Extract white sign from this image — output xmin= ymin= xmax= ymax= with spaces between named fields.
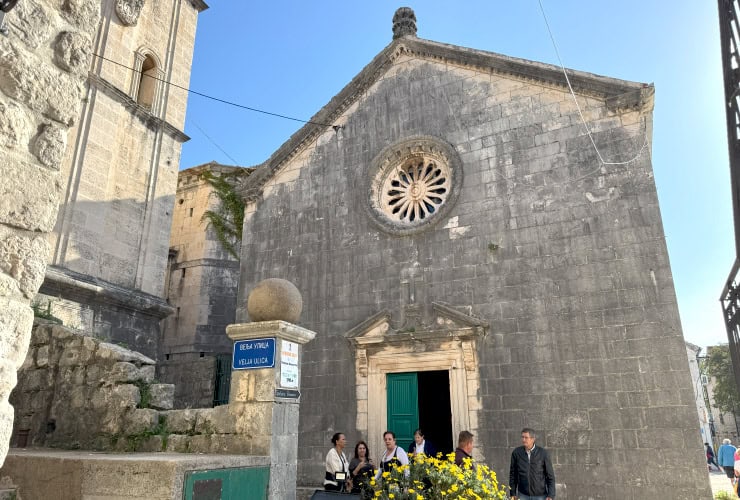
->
xmin=281 ymin=341 xmax=298 ymax=365
xmin=281 ymin=363 xmax=299 ymax=388
xmin=280 ymin=340 xmax=299 ymax=388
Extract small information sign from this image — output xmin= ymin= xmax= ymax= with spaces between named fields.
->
xmin=232 ymin=338 xmax=276 ymax=370
xmin=275 ymin=388 xmax=301 ymax=399
xmin=280 ymin=340 xmax=299 ymax=388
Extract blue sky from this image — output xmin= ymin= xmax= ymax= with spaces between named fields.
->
xmin=180 ymin=1 xmax=730 ymax=350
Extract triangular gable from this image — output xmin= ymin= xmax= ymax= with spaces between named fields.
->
xmin=242 ymin=35 xmax=653 ymax=202
xmin=345 ymin=301 xmax=488 ymax=347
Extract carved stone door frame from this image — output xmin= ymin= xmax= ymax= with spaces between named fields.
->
xmin=344 ymin=302 xmax=488 ymax=461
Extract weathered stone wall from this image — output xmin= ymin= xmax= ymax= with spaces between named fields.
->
xmin=0 ymin=0 xmax=101 ymax=466
xmin=48 ymin=0 xmax=205 ymax=297
xmin=11 ymin=322 xmax=174 ymax=450
xmin=11 ymin=322 xmax=264 ymax=455
xmin=157 ymin=355 xmax=217 ymax=409
xmin=159 ymin=163 xmax=244 ymax=407
xmin=41 ymin=0 xmax=207 ymax=355
xmin=237 ymin=47 xmax=711 ymax=497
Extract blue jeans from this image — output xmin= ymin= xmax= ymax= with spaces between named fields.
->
xmin=517 ymin=495 xmax=547 ymax=500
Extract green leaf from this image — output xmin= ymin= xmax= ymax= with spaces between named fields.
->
xmin=199 ymin=168 xmax=249 ymax=259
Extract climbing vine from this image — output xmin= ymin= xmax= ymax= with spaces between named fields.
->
xmin=200 ymin=168 xmax=249 ymax=259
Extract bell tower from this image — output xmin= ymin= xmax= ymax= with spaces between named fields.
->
xmin=39 ymin=0 xmax=208 ymax=357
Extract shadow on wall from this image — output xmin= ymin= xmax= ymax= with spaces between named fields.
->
xmin=33 ymin=195 xmax=241 ymax=376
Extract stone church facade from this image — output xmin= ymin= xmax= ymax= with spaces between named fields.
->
xmin=36 ymin=0 xmax=207 ymax=358
xmin=237 ymin=9 xmax=711 ymax=498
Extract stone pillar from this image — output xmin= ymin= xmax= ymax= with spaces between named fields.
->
xmin=226 ymin=320 xmax=315 ymax=500
xmin=0 ymin=0 xmax=100 ymax=466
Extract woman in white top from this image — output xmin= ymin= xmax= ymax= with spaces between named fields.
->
xmin=324 ymin=432 xmax=350 ymax=491
xmin=376 ymin=430 xmax=410 ymax=480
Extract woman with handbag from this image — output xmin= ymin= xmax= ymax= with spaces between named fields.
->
xmin=324 ymin=432 xmax=351 ymax=492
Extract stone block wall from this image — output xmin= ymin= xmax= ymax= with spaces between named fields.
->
xmin=12 ymin=323 xmax=267 ymax=455
xmin=159 ymin=164 xmax=245 ymax=407
xmin=0 ymin=0 xmax=101 ymax=466
xmin=157 ymin=355 xmax=217 ymax=409
xmin=11 ymin=322 xmax=174 ymax=450
xmin=48 ymin=0 xmax=206 ymax=299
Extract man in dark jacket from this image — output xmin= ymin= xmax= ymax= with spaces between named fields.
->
xmin=509 ymin=428 xmax=555 ymax=500
xmin=454 ymin=430 xmax=475 ymax=468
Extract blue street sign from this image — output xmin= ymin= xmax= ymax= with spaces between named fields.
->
xmin=232 ymin=338 xmax=276 ymax=370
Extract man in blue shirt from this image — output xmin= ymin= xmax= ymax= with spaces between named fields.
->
xmin=718 ymin=438 xmax=737 ymax=480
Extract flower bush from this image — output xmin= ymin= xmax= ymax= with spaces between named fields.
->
xmin=367 ymin=452 xmax=508 ymax=499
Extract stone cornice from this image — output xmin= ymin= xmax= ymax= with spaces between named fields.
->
xmin=188 ymin=0 xmax=209 ymax=12
xmin=88 ymin=73 xmax=190 ymax=143
xmin=344 ymin=310 xmax=391 ymax=339
xmin=41 ymin=265 xmax=175 ymax=319
xmin=172 ymin=258 xmax=239 ymax=270
xmin=432 ymin=301 xmax=489 ymax=328
xmin=241 ymin=36 xmax=653 ymax=203
xmin=226 ymin=321 xmax=316 ymax=345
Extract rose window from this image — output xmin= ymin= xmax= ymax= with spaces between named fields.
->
xmin=381 ymin=159 xmax=450 ymax=223
xmin=366 ymin=136 xmax=462 ymax=236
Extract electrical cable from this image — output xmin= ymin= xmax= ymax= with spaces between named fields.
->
xmin=191 ymin=121 xmax=240 ymax=165
xmin=537 ymin=0 xmax=648 ymax=166
xmin=91 ymin=52 xmax=340 ymax=128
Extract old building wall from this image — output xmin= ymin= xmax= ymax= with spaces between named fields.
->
xmin=159 ymin=163 xmax=244 ymax=407
xmin=0 ymin=0 xmax=101 ymax=466
xmin=38 ymin=0 xmax=207 ymax=357
xmin=685 ymin=342 xmax=714 ymax=447
xmin=237 ymin=49 xmax=710 ymax=497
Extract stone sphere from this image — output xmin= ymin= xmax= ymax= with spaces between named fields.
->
xmin=247 ymin=278 xmax=303 ymax=323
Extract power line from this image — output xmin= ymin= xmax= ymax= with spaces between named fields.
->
xmin=91 ymin=53 xmax=340 ymax=128
xmin=536 ymin=0 xmax=649 ymax=167
xmin=191 ymin=121 xmax=240 ymax=165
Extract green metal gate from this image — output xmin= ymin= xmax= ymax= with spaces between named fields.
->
xmin=386 ymin=372 xmax=419 ymax=451
xmin=213 ymin=354 xmax=232 ymax=407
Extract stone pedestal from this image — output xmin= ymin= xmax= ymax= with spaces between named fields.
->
xmin=226 ymin=320 xmax=315 ymax=500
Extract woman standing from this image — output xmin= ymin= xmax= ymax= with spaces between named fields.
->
xmin=324 ymin=432 xmax=350 ymax=492
xmin=408 ymin=428 xmax=436 ymax=457
xmin=349 ymin=440 xmax=375 ymax=495
xmin=376 ymin=431 xmax=409 ymax=480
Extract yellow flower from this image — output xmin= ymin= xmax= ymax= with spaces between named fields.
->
xmin=382 ymin=471 xmax=390 ymax=478
xmin=389 ymin=495 xmax=394 ymax=499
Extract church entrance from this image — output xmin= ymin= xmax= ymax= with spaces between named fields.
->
xmin=386 ymin=370 xmax=453 ymax=454
xmin=345 ymin=302 xmax=487 ymax=462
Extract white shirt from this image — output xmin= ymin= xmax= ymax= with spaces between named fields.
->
xmin=375 ymin=446 xmax=410 ymax=480
xmin=324 ymin=447 xmax=349 ymax=486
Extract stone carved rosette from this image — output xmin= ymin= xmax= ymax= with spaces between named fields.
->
xmin=115 ymin=0 xmax=144 ymax=26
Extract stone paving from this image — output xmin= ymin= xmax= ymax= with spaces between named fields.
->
xmin=710 ymin=469 xmax=736 ymax=498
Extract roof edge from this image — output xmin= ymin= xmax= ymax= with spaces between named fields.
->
xmin=241 ymin=36 xmax=653 ymax=202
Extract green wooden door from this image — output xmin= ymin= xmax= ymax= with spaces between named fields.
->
xmin=386 ymin=372 xmax=419 ymax=451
